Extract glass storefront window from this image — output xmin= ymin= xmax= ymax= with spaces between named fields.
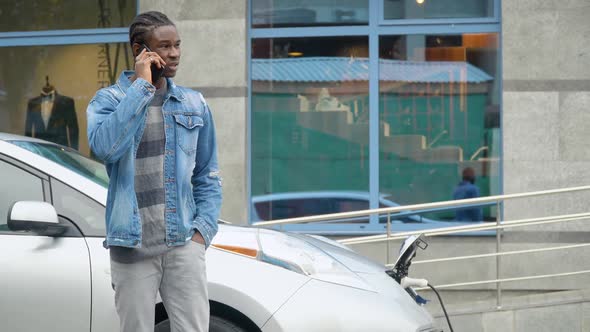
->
xmin=1 ymin=0 xmax=136 ymax=32
xmin=379 ymin=33 xmax=500 ymax=221
xmin=251 ymin=36 xmax=370 ymax=221
xmin=384 ymin=0 xmax=494 ymax=20
xmin=252 ymin=0 xmax=368 ymax=28
xmin=0 ymin=42 xmax=133 ymax=157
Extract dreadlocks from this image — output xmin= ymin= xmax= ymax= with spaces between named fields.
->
xmin=128 ymin=11 xmax=175 ymax=47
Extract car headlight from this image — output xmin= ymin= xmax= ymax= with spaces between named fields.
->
xmin=211 ymin=227 xmax=373 ymax=290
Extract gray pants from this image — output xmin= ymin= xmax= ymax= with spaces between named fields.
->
xmin=110 ymin=240 xmax=209 ymax=332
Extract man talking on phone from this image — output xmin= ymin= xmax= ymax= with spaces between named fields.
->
xmin=87 ymin=11 xmax=221 ymax=332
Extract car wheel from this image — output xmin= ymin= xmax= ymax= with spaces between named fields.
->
xmin=153 ymin=316 xmax=247 ymax=332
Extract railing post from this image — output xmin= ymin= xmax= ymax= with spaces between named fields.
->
xmin=496 ymin=201 xmax=502 ymax=308
xmin=386 ymin=212 xmax=391 ymax=266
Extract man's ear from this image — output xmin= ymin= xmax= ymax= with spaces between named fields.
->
xmin=131 ymin=43 xmax=142 ymax=57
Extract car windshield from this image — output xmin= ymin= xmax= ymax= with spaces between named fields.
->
xmin=9 ymin=141 xmax=109 ymax=188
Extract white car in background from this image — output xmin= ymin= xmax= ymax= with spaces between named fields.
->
xmin=251 ymin=191 xmax=436 ymax=223
xmin=252 ymin=191 xmax=487 ymax=235
xmin=0 ymin=133 xmax=439 ymax=332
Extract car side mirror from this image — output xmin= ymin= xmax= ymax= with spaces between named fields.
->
xmin=8 ymin=201 xmax=67 ymax=237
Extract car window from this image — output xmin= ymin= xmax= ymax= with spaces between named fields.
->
xmin=9 ymin=141 xmax=108 ymax=188
xmin=51 ymin=178 xmax=105 ymax=237
xmin=269 ymin=199 xmax=301 ymax=219
xmin=301 ymin=198 xmax=336 ymax=216
xmin=334 ymin=199 xmax=370 ymax=212
xmin=256 ymin=198 xmax=339 ymax=221
xmin=253 ymin=201 xmax=270 ymax=221
xmin=255 ymin=199 xmax=309 ymax=220
xmin=0 ymin=159 xmax=45 ymax=233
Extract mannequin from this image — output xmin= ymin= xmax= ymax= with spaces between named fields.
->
xmin=24 ymin=76 xmax=79 ymax=149
xmin=40 ymin=88 xmax=55 ymax=130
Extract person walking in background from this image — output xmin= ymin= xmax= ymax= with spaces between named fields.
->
xmin=87 ymin=11 xmax=221 ymax=332
xmin=453 ymin=167 xmax=483 ymax=222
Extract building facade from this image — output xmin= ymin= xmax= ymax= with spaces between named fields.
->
xmin=1 ymin=0 xmax=589 ymax=236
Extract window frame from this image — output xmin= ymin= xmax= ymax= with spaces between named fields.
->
xmin=49 ymin=178 xmax=106 ymax=238
xmin=248 ymin=0 xmax=503 ymax=233
xmin=378 ymin=0 xmax=500 ymax=25
xmin=0 ymin=4 xmax=139 ymax=167
xmin=0 ymin=28 xmax=129 ymax=47
xmin=250 ymin=0 xmax=370 ymax=29
xmin=0 ymin=0 xmax=139 ymax=47
xmin=0 ymin=153 xmax=87 ymax=237
xmin=0 ymin=154 xmax=49 ymax=235
xmin=0 ymin=0 xmax=139 ymax=44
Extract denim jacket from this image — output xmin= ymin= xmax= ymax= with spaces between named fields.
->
xmin=87 ymin=71 xmax=221 ymax=248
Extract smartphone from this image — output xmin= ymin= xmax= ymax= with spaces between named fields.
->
xmin=139 ymin=44 xmax=165 ymax=83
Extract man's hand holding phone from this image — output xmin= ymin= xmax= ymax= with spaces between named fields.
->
xmin=135 ymin=46 xmax=166 ymax=85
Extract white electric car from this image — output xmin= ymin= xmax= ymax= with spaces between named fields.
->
xmin=0 ymin=133 xmax=439 ymax=332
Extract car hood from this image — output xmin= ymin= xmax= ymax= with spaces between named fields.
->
xmin=219 ymin=224 xmax=387 ymax=274
xmin=292 ymin=233 xmax=389 ymax=274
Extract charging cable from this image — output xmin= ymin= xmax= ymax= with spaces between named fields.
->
xmin=428 ymin=283 xmax=453 ymax=332
xmin=401 ymin=278 xmax=454 ymax=332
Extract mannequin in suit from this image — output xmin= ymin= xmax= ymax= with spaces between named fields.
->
xmin=24 ymin=77 xmax=79 ymax=149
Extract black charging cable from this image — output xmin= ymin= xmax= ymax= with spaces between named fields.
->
xmin=428 ymin=284 xmax=453 ymax=332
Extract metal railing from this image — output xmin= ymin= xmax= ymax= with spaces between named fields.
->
xmin=253 ymin=185 xmax=590 ymax=308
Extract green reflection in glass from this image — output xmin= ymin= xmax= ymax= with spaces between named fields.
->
xmin=378 ymin=33 xmax=500 ymax=221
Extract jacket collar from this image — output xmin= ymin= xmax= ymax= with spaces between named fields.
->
xmin=117 ymin=70 xmax=185 ymax=101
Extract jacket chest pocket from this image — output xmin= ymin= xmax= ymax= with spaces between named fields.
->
xmin=173 ymin=114 xmax=204 ymax=154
